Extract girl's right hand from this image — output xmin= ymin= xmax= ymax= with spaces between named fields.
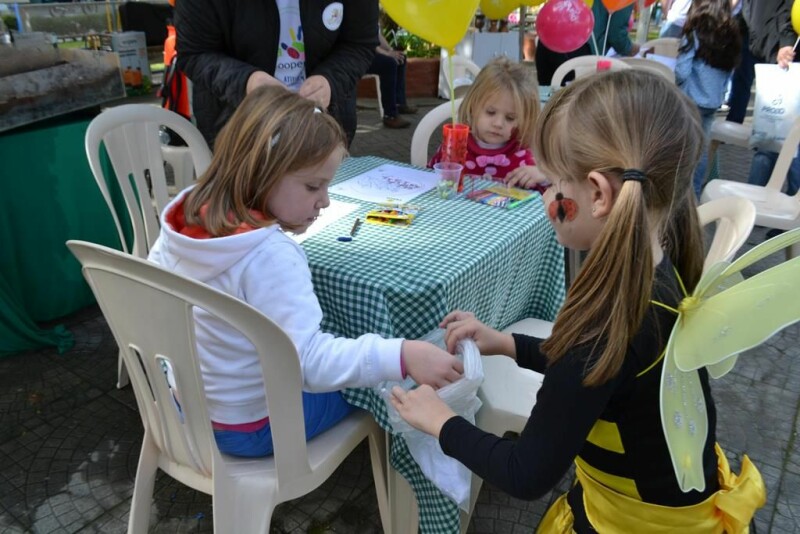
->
xmin=401 ymin=340 xmax=464 ymax=389
xmin=439 ymin=311 xmax=515 ymax=357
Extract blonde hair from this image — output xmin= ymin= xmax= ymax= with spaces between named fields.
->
xmin=535 ymin=70 xmax=705 ymax=386
xmin=184 ymin=85 xmax=347 ymax=235
xmin=457 ymin=57 xmax=540 ymax=148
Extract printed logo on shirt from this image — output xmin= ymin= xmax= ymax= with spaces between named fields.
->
xmin=322 ymin=2 xmax=343 ymax=31
xmin=278 ymin=26 xmax=305 ymax=60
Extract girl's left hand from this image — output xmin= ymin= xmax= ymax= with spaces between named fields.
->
xmin=505 ymin=165 xmax=548 ymax=189
xmin=299 ymin=75 xmax=332 ymax=109
xmin=390 ymin=384 xmax=456 ymax=437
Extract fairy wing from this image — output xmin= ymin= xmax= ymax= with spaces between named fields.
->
xmin=661 ymin=228 xmax=800 ymax=493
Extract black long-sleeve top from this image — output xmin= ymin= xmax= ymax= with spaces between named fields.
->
xmin=439 ymin=258 xmax=719 ymax=510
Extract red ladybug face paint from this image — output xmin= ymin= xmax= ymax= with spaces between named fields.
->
xmin=547 ymin=192 xmax=578 ymax=223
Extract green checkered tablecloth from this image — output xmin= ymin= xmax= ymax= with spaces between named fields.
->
xmin=301 ymin=156 xmax=565 ymax=533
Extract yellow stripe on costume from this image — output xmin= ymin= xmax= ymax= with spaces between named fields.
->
xmin=575 ymin=456 xmax=642 ymax=500
xmin=585 ymin=419 xmax=625 ymax=454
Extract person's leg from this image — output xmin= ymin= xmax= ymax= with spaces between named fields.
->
xmin=747 ymin=150 xmax=778 ymax=187
xmin=366 ymin=53 xmax=399 ymax=119
xmin=395 ymin=59 xmax=417 ymax=114
xmin=213 ymin=391 xmax=354 ymax=458
xmin=693 ymin=107 xmax=717 ymax=198
xmin=726 ymin=17 xmax=755 ymax=124
xmin=786 ymin=151 xmax=800 ymax=196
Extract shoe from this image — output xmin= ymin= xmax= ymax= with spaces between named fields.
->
xmin=383 ymin=116 xmax=410 ymax=129
xmin=719 ymin=103 xmax=730 ymax=113
xmin=397 ymin=104 xmax=418 ymax=115
xmin=765 ymin=228 xmax=785 ymax=239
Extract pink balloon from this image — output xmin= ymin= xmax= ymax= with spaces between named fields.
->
xmin=536 ymin=0 xmax=595 ymax=54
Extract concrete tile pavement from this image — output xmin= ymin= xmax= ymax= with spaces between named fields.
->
xmin=0 ymin=97 xmax=798 ymax=533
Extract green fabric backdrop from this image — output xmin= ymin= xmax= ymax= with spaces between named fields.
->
xmin=0 ymin=111 xmax=130 ymax=356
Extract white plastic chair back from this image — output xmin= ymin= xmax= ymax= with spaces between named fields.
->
xmin=66 ymin=240 xmax=389 ymax=533
xmin=701 ymin=116 xmax=800 ymax=250
xmin=697 ymin=196 xmax=756 ymax=271
xmin=642 ymin=38 xmax=681 ymax=58
xmin=441 ymin=54 xmax=481 ymax=99
xmin=550 ymin=55 xmax=631 ymax=93
xmin=85 ymin=104 xmax=212 ymax=259
xmin=621 ymin=57 xmax=675 ymax=82
xmin=361 ymin=74 xmax=384 ymax=118
xmin=410 ymin=98 xmax=463 ymax=167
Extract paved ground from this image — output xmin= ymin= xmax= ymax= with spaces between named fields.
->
xmin=1 ymin=95 xmax=798 ymax=534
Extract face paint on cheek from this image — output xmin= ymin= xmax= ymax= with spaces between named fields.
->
xmin=547 ymin=192 xmax=579 ymax=223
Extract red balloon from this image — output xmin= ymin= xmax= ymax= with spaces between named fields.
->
xmin=536 ymin=0 xmax=595 ymax=54
xmin=602 ymin=0 xmax=636 ymax=11
xmin=644 ymin=0 xmax=657 ymax=7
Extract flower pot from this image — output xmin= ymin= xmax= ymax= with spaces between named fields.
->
xmin=405 ymin=57 xmax=441 ymax=98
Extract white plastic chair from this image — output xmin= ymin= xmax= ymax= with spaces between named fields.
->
xmin=85 ymin=103 xmax=212 ymax=259
xmin=701 ymin=116 xmax=800 ymax=259
xmin=697 ymin=196 xmax=757 ymax=271
xmin=440 ymin=54 xmax=481 ymax=99
xmin=705 ymin=119 xmax=752 ymax=183
xmin=550 ymin=55 xmax=631 ymax=93
xmin=66 ymin=240 xmax=390 ymax=534
xmin=361 ymin=74 xmax=384 ymax=118
xmin=642 ymin=37 xmax=681 ymax=58
xmin=86 ymin=104 xmax=212 ymax=388
xmin=621 ymin=57 xmax=675 ymax=82
xmin=410 ymin=97 xmax=463 ymax=167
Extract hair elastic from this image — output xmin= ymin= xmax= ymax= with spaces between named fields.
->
xmin=622 ymin=169 xmax=647 ymax=183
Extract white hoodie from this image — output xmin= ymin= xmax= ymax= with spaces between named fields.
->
xmin=148 ymin=189 xmax=403 ymax=424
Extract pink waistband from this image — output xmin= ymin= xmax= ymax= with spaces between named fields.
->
xmin=211 ymin=416 xmax=270 ymax=433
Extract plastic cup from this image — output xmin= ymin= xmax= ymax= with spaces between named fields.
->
xmin=433 ymin=162 xmax=463 ymax=200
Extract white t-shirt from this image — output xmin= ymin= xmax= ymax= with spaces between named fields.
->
xmin=275 ymin=0 xmax=306 ymax=91
xmin=665 ymin=0 xmax=692 ymax=26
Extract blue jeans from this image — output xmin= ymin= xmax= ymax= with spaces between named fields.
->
xmin=366 ymin=53 xmax=408 ymax=118
xmin=693 ymin=106 xmax=718 ymax=198
xmin=659 ymin=22 xmax=683 ymax=38
xmin=213 ymin=391 xmax=355 ymax=457
xmin=748 ymin=149 xmax=800 ymax=196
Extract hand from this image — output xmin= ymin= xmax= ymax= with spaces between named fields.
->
xmin=777 ymin=46 xmax=796 ymax=69
xmin=505 ymin=165 xmax=549 ymax=189
xmin=298 ymin=75 xmax=332 ymax=109
xmin=439 ymin=310 xmax=515 ymax=356
xmin=246 ymin=70 xmax=284 ymax=94
xmin=628 ymin=43 xmax=641 ymax=57
xmin=401 ymin=340 xmax=464 ymax=389
xmin=390 ymin=384 xmax=456 ymax=437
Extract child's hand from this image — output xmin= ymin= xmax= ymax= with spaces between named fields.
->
xmin=401 ymin=340 xmax=464 ymax=389
xmin=505 ymin=165 xmax=548 ymax=190
xmin=390 ymin=384 xmax=456 ymax=437
xmin=440 ymin=311 xmax=515 ymax=357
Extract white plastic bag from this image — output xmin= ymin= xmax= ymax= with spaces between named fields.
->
xmin=377 ymin=328 xmax=484 ymax=511
xmin=750 ymin=64 xmax=800 ymax=153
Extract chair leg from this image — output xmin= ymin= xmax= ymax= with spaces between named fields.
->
xmin=213 ymin=476 xmax=277 ymax=533
xmin=128 ymin=436 xmax=159 ymax=534
xmin=368 ymin=429 xmax=391 ymax=534
xmin=117 ymin=349 xmax=130 ymax=389
xmin=374 ymin=76 xmax=384 ymax=119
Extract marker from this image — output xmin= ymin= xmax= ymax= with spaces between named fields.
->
xmin=337 ymin=218 xmax=361 ymax=242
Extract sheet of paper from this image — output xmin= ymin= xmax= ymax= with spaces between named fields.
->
xmin=328 ymin=163 xmax=439 ymax=204
xmin=289 ymin=198 xmax=359 ymax=244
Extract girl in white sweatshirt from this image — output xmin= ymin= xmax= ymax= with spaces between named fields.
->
xmin=149 ymin=85 xmax=463 ymax=457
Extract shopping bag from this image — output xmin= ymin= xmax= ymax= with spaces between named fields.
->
xmin=750 ymin=63 xmax=800 ymax=152
xmin=377 ymin=328 xmax=483 ymax=511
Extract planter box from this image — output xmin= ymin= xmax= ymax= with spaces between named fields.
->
xmin=357 ymin=57 xmax=441 ymax=100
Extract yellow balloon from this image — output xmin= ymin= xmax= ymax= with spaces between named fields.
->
xmin=527 ymin=0 xmax=548 ymax=6
xmin=584 ymin=0 xmax=594 ymax=8
xmin=382 ymin=0 xmax=479 ymax=50
xmin=793 ymin=0 xmax=800 ymax=36
xmin=480 ymin=0 xmax=519 ymax=19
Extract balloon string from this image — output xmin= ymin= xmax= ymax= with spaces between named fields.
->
xmin=602 ymin=11 xmax=612 ymax=56
xmin=449 ymin=51 xmax=456 ymax=125
xmin=591 ymin=33 xmax=599 ymax=56
xmin=794 ymin=36 xmax=799 ymax=53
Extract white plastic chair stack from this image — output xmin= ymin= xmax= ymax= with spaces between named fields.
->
xmin=67 ymin=240 xmax=390 ymax=534
xmin=441 ymin=54 xmax=481 ymax=99
xmin=702 ymin=116 xmax=800 ymax=259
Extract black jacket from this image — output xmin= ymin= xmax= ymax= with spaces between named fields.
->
xmin=175 ymin=0 xmax=378 ymax=147
xmin=742 ymin=0 xmax=797 ymax=61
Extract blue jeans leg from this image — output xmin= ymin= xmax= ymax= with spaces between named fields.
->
xmin=367 ymin=53 xmax=399 ymax=118
xmin=693 ymin=106 xmax=717 ymax=198
xmin=213 ymin=391 xmax=355 ymax=458
xmin=749 ymin=149 xmax=800 ymax=195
